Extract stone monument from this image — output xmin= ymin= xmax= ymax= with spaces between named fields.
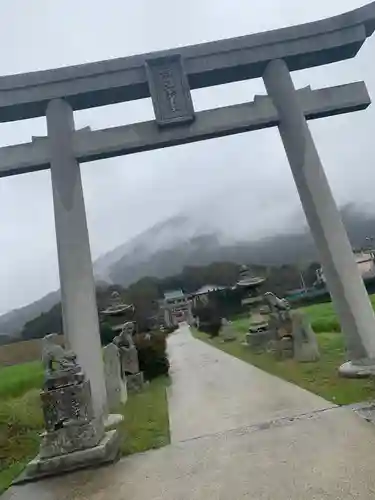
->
xmin=244 ymin=293 xmax=276 ymax=352
xmin=103 ymin=342 xmax=127 ymax=411
xmin=264 ymin=292 xmax=293 ymax=341
xmin=100 ymin=292 xmax=135 ymax=335
xmin=245 ymin=319 xmax=274 ymax=353
xmin=292 ymin=311 xmax=320 ymax=362
xmin=113 ymin=322 xmax=144 ymax=393
xmin=220 ymin=318 xmax=237 ymax=342
xmin=15 ymin=334 xmax=120 ymax=483
xmin=236 ymin=265 xmax=266 ymax=309
xmin=244 ymin=293 xmax=320 ymax=362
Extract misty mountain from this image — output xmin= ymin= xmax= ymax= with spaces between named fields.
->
xmin=0 ymin=290 xmax=60 ymax=338
xmin=94 ymin=215 xmax=216 ymax=283
xmin=0 ymin=280 xmax=109 ymax=338
xmin=1 ymin=204 xmax=375 ymax=337
xmin=94 ymin=203 xmax=375 ymax=286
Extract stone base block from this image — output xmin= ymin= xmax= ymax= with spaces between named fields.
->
xmin=127 ymin=372 xmax=144 ymax=393
xmin=348 ymin=400 xmax=375 ymax=424
xmin=339 ymin=359 xmax=375 ymax=378
xmin=269 ymin=338 xmax=294 ymax=360
xmin=39 ymin=418 xmax=104 ymax=459
xmin=105 ymin=413 xmax=124 ymax=430
xmin=13 ymin=429 xmax=120 ymax=485
xmin=245 ymin=331 xmax=273 ymax=352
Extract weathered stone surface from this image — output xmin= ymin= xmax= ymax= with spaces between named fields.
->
xmin=41 ymin=378 xmax=93 ymax=431
xmin=15 ymin=429 xmax=120 ymax=484
xmin=103 ymin=343 xmax=127 ymax=411
xmin=127 ymin=373 xmax=144 ymax=393
xmin=269 ymin=338 xmax=294 ymax=360
xmin=245 ymin=331 xmax=273 ymax=352
xmin=113 ymin=323 xmax=140 ymax=377
xmin=146 ymin=55 xmax=195 ymax=127
xmin=1 ymin=83 xmax=370 ymax=179
xmin=38 ymin=335 xmax=108 ymax=461
xmin=2 ymin=2 xmax=374 ymax=123
xmin=12 ymin=337 xmax=123 ymax=484
xmin=264 ymin=293 xmax=293 ymax=340
xmin=339 ymin=359 xmax=375 ymax=378
xmin=42 ymin=333 xmax=78 ymax=378
xmin=105 ymin=413 xmax=124 ymax=430
xmin=292 ymin=311 xmax=320 ymax=362
xmin=113 ymin=321 xmax=135 ymax=348
xmin=220 ymin=319 xmax=237 ymax=342
xmin=40 ymin=419 xmax=103 ymax=459
xmin=46 ymin=100 xmax=108 ymax=421
xmin=119 ymin=346 xmax=139 ymax=376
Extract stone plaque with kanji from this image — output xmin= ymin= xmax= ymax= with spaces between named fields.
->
xmin=146 ymin=55 xmax=195 ymax=127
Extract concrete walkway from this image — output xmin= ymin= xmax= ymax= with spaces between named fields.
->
xmin=4 ymin=326 xmax=375 ymax=499
xmin=167 ymin=326 xmax=330 ymax=442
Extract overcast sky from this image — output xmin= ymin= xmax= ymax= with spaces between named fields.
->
xmin=0 ymin=0 xmax=374 ymax=314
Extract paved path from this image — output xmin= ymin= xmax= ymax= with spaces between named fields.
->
xmin=167 ymin=326 xmax=330 ymax=442
xmin=4 ymin=325 xmax=375 ymax=499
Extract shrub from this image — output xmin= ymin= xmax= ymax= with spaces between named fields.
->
xmin=134 ymin=332 xmax=169 ymax=381
xmin=163 ymin=325 xmax=178 ymax=335
xmin=194 ymin=304 xmax=222 ymax=338
xmin=311 ymin=317 xmax=341 ymax=333
xmin=302 ymin=302 xmax=341 ymax=333
xmin=100 ymin=322 xmax=116 ymax=346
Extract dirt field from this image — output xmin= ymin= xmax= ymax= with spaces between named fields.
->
xmin=0 ymin=336 xmax=64 ymax=367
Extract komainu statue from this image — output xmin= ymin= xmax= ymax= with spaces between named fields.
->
xmin=42 ymin=333 xmax=78 ymax=376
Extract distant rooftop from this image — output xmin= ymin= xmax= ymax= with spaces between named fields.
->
xmin=164 ymin=289 xmax=185 ymax=301
xmin=236 ymin=276 xmax=266 ymax=288
xmin=101 ymin=303 xmax=134 ymax=316
xmin=193 ymin=285 xmax=226 ymax=296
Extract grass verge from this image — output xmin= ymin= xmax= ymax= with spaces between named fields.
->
xmin=0 ymin=362 xmax=44 ymax=400
xmin=0 ymin=371 xmax=170 ymax=495
xmin=300 ymin=294 xmax=375 ymax=333
xmin=192 ymin=327 xmax=375 ymax=406
xmin=120 ymin=376 xmax=170 ymax=455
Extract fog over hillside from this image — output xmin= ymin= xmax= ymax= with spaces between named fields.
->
xmin=1 ymin=203 xmax=375 ymax=336
xmin=1 ymin=0 xmax=375 ymax=316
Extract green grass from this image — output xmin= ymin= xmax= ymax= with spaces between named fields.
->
xmin=193 ymin=326 xmax=375 ymax=406
xmin=301 ymin=302 xmax=341 ymax=333
xmin=0 ymin=366 xmax=170 ymax=495
xmin=301 ymin=294 xmax=375 ymax=333
xmin=0 ymin=362 xmax=44 ymax=400
xmin=0 ymin=389 xmax=43 ymax=494
xmin=120 ymin=376 xmax=170 ymax=455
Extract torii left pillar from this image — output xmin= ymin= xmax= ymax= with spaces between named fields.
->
xmin=46 ymin=99 xmax=108 ymax=420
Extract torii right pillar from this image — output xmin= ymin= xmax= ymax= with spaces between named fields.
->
xmin=263 ymin=59 xmax=375 ymax=376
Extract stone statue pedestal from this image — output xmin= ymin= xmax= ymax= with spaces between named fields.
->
xmin=244 ymin=321 xmax=273 ymax=352
xmin=14 ymin=340 xmax=121 ymax=484
xmin=339 ymin=359 xmax=375 ymax=378
xmin=15 ymin=429 xmax=120 ymax=484
xmin=113 ymin=325 xmax=145 ymax=394
xmin=220 ymin=319 xmax=237 ymax=342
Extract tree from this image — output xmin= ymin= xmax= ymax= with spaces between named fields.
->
xmin=22 ymin=303 xmax=62 ymax=340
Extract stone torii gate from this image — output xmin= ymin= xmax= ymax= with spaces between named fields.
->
xmin=1 ymin=3 xmax=375 ymax=421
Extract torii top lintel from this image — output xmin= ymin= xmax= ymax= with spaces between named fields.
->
xmin=0 ymin=2 xmax=375 ymax=123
